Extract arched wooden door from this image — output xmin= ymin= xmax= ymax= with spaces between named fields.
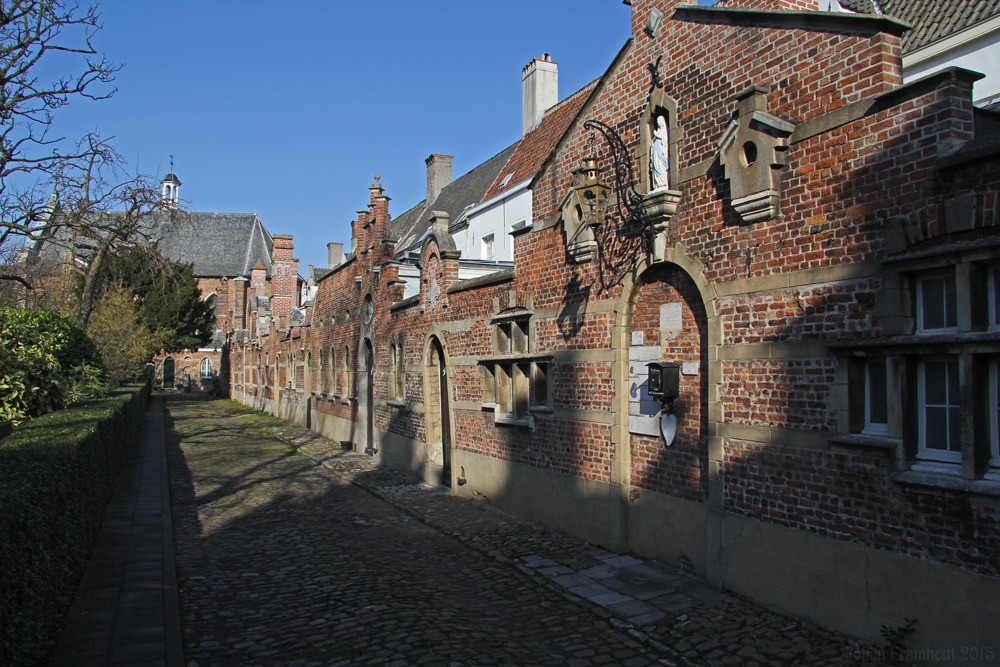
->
xmin=358 ymin=340 xmax=375 ymax=455
xmin=428 ymin=337 xmax=451 ymax=486
xmin=163 ymin=357 xmax=174 ymax=388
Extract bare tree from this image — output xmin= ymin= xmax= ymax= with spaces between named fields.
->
xmin=0 ymin=1 xmax=170 ymax=315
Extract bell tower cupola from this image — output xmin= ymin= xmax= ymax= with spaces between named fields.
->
xmin=161 ymin=157 xmax=181 ymax=208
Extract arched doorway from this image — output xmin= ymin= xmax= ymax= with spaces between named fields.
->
xmin=358 ymin=340 xmax=375 ymax=455
xmin=304 ymin=350 xmax=313 ymax=429
xmin=426 ymin=337 xmax=451 ymax=486
xmin=162 ymin=357 xmax=174 ymax=389
xmin=621 ymin=259 xmax=712 ymax=571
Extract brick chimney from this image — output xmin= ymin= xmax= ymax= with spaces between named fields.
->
xmin=327 ymin=242 xmax=344 ymax=268
xmin=522 ymin=53 xmax=558 ymax=135
xmin=425 ymin=154 xmax=452 ymax=203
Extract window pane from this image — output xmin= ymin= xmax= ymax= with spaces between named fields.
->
xmin=867 ymin=361 xmax=887 ymax=425
xmin=946 ymin=360 xmax=960 ymax=403
xmin=948 ymin=407 xmax=962 ymax=452
xmin=924 ymin=406 xmax=949 ymax=450
xmin=924 ymin=361 xmax=948 ymax=405
xmin=532 ymin=363 xmax=548 ymax=406
xmin=944 ymin=274 xmax=957 ymax=328
xmin=513 ymin=363 xmax=529 ymax=417
xmin=921 ymin=277 xmax=946 ymax=330
xmin=994 ymin=270 xmax=1000 ymax=327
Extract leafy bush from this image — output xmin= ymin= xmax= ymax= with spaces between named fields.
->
xmin=0 ymin=382 xmax=149 ymax=667
xmin=86 ymin=285 xmax=170 ymax=386
xmin=0 ymin=308 xmax=106 ymax=423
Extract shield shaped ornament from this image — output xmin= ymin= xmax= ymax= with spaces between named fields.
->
xmin=660 ymin=412 xmax=677 ymax=447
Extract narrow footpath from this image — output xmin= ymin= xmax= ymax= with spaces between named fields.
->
xmin=50 ymin=395 xmax=895 ymax=666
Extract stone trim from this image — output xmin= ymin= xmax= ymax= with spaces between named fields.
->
xmin=717 ymin=342 xmax=833 ymax=360
xmin=790 ymin=67 xmax=983 ymax=147
xmin=390 ymin=294 xmax=419 ymax=312
xmin=714 ymin=421 xmax=831 ymax=450
xmin=714 ymin=261 xmax=879 ymax=297
xmin=446 ymin=268 xmax=516 ymax=294
xmin=671 ymin=6 xmax=910 ymax=38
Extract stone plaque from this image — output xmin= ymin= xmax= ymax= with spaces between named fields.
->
xmin=660 ymin=302 xmax=682 ymax=331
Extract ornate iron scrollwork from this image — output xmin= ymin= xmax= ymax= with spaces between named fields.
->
xmin=582 ymin=119 xmax=644 ymax=226
xmin=580 ymin=119 xmax=652 ymax=291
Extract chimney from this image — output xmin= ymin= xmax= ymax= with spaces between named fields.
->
xmin=522 ymin=53 xmax=558 ymax=135
xmin=327 ymin=242 xmax=344 ymax=268
xmin=425 ymin=154 xmax=453 ymax=203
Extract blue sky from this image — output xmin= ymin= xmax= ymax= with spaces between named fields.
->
xmin=50 ymin=1 xmax=711 ymax=272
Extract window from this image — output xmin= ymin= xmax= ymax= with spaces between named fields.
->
xmin=200 ymin=357 xmax=213 ymax=378
xmin=480 ymin=310 xmax=551 ymax=425
xmin=329 ymin=346 xmax=336 ymax=394
xmin=864 ymin=359 xmax=888 ymax=436
xmin=989 ymin=267 xmax=1000 ymax=330
xmin=342 ymin=346 xmax=351 ymax=396
xmin=394 ymin=338 xmax=405 ymax=400
xmin=990 ymin=359 xmax=1000 ymax=480
xmin=482 ymin=234 xmax=495 ymax=261
xmin=389 ymin=343 xmax=399 ymax=400
xmin=918 ymin=358 xmax=961 ymax=465
xmin=916 ymin=272 xmax=957 ymax=333
xmin=834 ymin=254 xmax=1000 ymax=486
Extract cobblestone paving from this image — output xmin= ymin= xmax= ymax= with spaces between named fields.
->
xmin=164 ymin=397 xmax=662 ymax=666
xmin=166 ymin=396 xmax=897 ymax=666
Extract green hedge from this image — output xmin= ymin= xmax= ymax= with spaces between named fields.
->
xmin=0 ymin=382 xmax=150 ymax=667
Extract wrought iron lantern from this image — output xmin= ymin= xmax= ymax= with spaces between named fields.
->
xmin=573 ymin=158 xmax=610 ymax=228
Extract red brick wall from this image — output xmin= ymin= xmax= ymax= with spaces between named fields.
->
xmin=229 ymin=0 xmax=1000 ymax=582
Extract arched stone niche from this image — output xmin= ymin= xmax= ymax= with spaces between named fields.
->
xmin=637 ymin=88 xmax=681 ymax=195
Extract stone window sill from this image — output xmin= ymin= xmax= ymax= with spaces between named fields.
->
xmin=893 ymin=469 xmax=1000 ymax=499
xmin=387 ymin=400 xmax=410 ymax=411
xmin=829 ymin=433 xmax=897 ymax=453
xmin=494 ymin=413 xmax=534 ymax=429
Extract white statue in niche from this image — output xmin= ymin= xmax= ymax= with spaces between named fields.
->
xmin=650 ymin=114 xmax=670 ymax=191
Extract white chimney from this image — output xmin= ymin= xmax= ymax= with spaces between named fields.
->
xmin=522 ymin=53 xmax=558 ymax=135
xmin=425 ymin=153 xmax=453 ymax=203
xmin=327 ymin=242 xmax=343 ymax=268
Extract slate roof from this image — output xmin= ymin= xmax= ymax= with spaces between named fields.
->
xmin=157 ymin=212 xmax=273 ymax=278
xmin=481 ymin=80 xmax=598 ymax=202
xmin=839 ymin=0 xmax=1000 ymax=52
xmin=391 ymin=143 xmax=518 ymax=255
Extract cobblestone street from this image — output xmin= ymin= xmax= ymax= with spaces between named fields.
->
xmin=164 ymin=396 xmax=890 ymax=666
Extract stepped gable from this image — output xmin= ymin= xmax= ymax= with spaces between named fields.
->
xmin=840 ymin=0 xmax=1000 ymax=51
xmin=391 ymin=143 xmax=517 ymax=256
xmin=482 ymin=80 xmax=598 ymax=202
xmin=158 ymin=212 xmax=273 ymax=278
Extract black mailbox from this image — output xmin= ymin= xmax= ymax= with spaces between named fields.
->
xmin=647 ymin=361 xmax=680 ymax=409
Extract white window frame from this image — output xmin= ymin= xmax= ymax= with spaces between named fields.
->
xmin=989 ymin=359 xmax=1000 ymax=480
xmin=915 ymin=271 xmax=958 ymax=334
xmin=863 ymin=358 xmax=889 ymax=436
xmin=916 ymin=357 xmax=962 ymax=466
xmin=200 ymin=357 xmax=213 ymax=379
xmin=482 ymin=233 xmax=495 ymax=261
xmin=989 ymin=267 xmax=1000 ymax=331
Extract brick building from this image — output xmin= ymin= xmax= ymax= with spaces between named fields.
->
xmin=230 ymin=0 xmax=1000 ymax=655
xmin=150 ymin=174 xmax=302 ymax=392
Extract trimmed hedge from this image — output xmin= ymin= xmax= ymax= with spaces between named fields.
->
xmin=0 ymin=382 xmax=150 ymax=667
